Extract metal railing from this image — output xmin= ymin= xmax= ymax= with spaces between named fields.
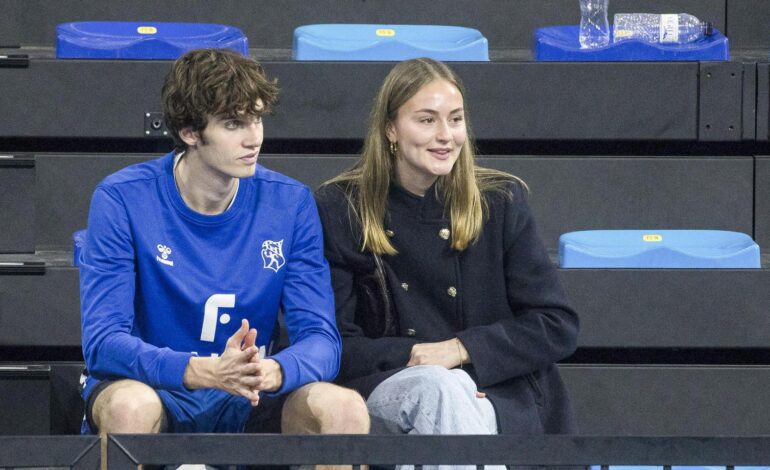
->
xmin=0 ymin=435 xmax=99 ymax=469
xmin=4 ymin=435 xmax=770 ymax=469
xmin=104 ymin=435 xmax=770 ymax=469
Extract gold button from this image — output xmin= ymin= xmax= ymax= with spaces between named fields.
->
xmin=447 ymin=286 xmax=457 ymax=297
xmin=406 ymin=328 xmax=416 ymax=337
xmin=439 ymin=228 xmax=450 ymax=240
xmin=401 ymin=283 xmax=409 ymax=291
xmin=385 ymin=229 xmax=395 ymax=237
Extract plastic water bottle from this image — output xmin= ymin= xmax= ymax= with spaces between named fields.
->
xmin=613 ymin=13 xmax=714 ymax=44
xmin=579 ymin=0 xmax=610 ymax=49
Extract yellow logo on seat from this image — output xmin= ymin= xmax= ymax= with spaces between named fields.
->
xmin=643 ymin=234 xmax=663 ymax=242
xmin=137 ymin=26 xmax=158 ymax=35
xmin=376 ymin=29 xmax=396 ymax=37
xmin=614 ymin=29 xmax=632 ymax=39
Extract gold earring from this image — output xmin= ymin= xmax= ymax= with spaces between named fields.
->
xmin=389 ymin=141 xmax=398 ymax=156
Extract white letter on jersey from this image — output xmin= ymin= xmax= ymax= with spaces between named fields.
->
xmin=201 ymin=294 xmax=235 ymax=342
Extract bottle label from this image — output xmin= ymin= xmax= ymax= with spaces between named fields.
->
xmin=659 ymin=14 xmax=679 ymax=43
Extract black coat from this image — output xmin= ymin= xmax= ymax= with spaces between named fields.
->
xmin=314 ymin=180 xmax=579 ymax=434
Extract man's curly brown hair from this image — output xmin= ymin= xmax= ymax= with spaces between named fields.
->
xmin=162 ymin=48 xmax=279 ymax=151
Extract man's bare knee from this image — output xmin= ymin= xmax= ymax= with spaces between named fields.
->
xmin=92 ymin=380 xmax=164 ymax=434
xmin=326 ymin=386 xmax=370 ymax=434
xmin=282 ymin=382 xmax=369 ymax=434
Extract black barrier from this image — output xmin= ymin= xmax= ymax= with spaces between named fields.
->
xmin=0 ymin=435 xmax=99 ymax=469
xmin=108 ymin=434 xmax=770 ymax=469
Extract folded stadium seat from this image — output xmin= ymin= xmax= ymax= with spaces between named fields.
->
xmin=559 ymin=230 xmax=761 ymax=268
xmin=292 ymin=24 xmax=489 ymax=61
xmin=534 ymin=25 xmax=729 ymax=61
xmin=72 ymin=229 xmax=86 ymax=267
xmin=589 ymin=466 xmax=662 ymax=470
xmin=56 ymin=21 xmax=248 ymax=59
xmin=590 ymin=467 xmax=770 ymax=470
xmin=673 ymin=467 xmax=770 ymax=470
xmin=673 ymin=467 xmax=726 ymax=470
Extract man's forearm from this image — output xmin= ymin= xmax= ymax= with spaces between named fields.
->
xmin=183 ymin=356 xmax=217 ymax=389
xmin=183 ymin=354 xmax=283 ymax=395
xmin=259 ymin=358 xmax=284 ymax=392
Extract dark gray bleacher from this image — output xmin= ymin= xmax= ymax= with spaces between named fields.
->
xmin=1 ymin=0 xmax=770 ymax=441
xmin=0 ymin=61 xmax=755 ymax=142
xmin=757 ymin=156 xmax=770 ymax=248
xmin=2 ymin=154 xmax=758 ymax=254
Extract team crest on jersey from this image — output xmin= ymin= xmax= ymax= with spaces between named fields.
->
xmin=261 ymin=239 xmax=285 ymax=272
xmin=156 ymin=244 xmax=174 ymax=267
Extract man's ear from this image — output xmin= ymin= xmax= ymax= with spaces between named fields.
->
xmin=179 ymin=127 xmax=200 ymax=147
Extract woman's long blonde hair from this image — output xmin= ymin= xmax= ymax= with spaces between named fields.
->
xmin=324 ymin=58 xmax=526 ymax=255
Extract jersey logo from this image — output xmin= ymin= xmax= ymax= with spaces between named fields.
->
xmin=261 ymin=239 xmax=285 ymax=272
xmin=199 ymin=293 xmax=268 ymax=359
xmin=156 ymin=244 xmax=174 ymax=266
xmin=201 ymin=294 xmax=234 ymax=342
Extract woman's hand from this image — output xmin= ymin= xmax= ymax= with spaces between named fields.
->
xmin=407 ymin=337 xmax=469 ymax=369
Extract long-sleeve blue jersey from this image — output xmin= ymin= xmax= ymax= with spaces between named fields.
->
xmin=80 ymin=152 xmax=340 ymax=395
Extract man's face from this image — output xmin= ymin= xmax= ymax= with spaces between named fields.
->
xmin=182 ymin=101 xmax=264 ymax=180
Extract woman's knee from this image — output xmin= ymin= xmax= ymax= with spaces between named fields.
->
xmin=92 ymin=380 xmax=164 ymax=433
xmin=374 ymin=365 xmax=463 ymax=402
xmin=282 ymin=382 xmax=369 ymax=434
xmin=367 ymin=366 xmax=487 ymax=435
xmin=368 ymin=366 xmax=480 ymax=423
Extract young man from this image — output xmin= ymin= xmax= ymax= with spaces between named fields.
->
xmin=79 ymin=48 xmax=369 ymax=446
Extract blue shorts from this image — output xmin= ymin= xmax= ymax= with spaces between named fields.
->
xmin=81 ymin=376 xmax=283 ymax=434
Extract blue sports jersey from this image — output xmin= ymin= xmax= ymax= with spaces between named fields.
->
xmin=80 ymin=152 xmax=340 ymax=396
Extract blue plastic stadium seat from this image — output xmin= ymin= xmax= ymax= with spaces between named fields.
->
xmin=592 ymin=467 xmax=770 ymax=470
xmin=534 ymin=25 xmax=729 ymax=61
xmin=674 ymin=467 xmax=770 ymax=470
xmin=590 ymin=467 xmax=662 ymax=470
xmin=73 ymin=229 xmax=86 ymax=267
xmin=292 ymin=24 xmax=489 ymax=61
xmin=673 ymin=467 xmax=726 ymax=470
xmin=559 ymin=230 xmax=760 ymax=268
xmin=57 ymin=22 xmax=248 ymax=59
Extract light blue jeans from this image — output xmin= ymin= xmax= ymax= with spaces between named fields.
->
xmin=367 ymin=365 xmax=505 ymax=470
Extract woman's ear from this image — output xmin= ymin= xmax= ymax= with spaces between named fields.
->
xmin=385 ymin=121 xmax=397 ymax=143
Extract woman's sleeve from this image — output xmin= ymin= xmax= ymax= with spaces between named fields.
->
xmin=314 ymin=186 xmax=419 ymax=385
xmin=456 ymin=184 xmax=579 ymax=388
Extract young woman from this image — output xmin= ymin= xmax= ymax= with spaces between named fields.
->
xmin=315 ymin=58 xmax=579 ymax=438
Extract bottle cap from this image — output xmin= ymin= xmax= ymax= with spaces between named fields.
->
xmin=704 ymin=22 xmax=714 ymax=36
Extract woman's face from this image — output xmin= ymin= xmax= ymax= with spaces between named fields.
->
xmin=387 ymin=79 xmax=466 ymax=196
